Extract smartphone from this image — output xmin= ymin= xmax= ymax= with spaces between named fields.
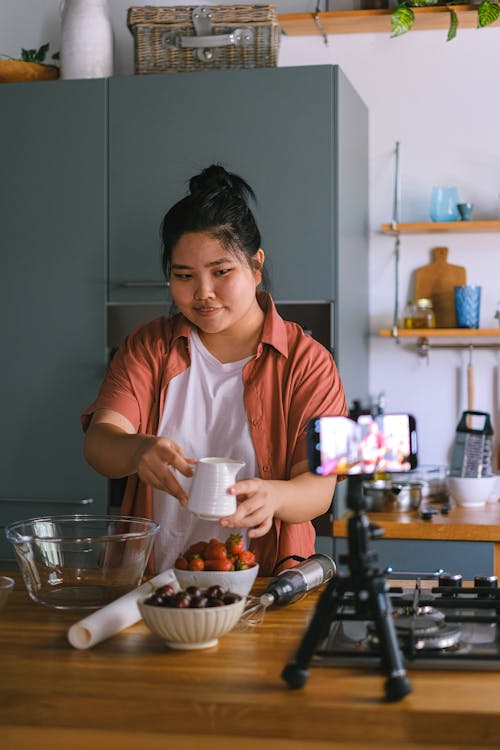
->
xmin=308 ymin=414 xmax=418 ymax=476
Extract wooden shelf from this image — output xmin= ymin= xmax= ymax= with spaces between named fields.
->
xmin=380 ymin=221 xmax=500 ymax=234
xmin=278 ymin=6 xmax=500 ymax=36
xmin=379 ymin=328 xmax=500 ymax=338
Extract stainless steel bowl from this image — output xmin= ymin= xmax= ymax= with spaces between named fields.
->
xmin=362 ymin=480 xmax=424 ymax=512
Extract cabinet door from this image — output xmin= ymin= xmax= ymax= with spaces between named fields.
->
xmin=109 ymin=66 xmax=338 ymax=302
xmin=0 ymin=79 xmax=107 ymax=511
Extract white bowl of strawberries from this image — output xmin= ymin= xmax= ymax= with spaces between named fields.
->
xmin=174 ymin=534 xmax=259 ymax=597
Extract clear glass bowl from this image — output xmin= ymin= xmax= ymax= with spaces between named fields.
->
xmin=0 ymin=576 xmax=15 ymax=613
xmin=5 ymin=515 xmax=159 ymax=611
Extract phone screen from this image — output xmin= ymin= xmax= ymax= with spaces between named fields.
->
xmin=308 ymin=414 xmax=417 ymax=476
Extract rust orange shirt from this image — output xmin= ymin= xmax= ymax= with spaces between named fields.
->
xmin=81 ymin=293 xmax=347 ymax=575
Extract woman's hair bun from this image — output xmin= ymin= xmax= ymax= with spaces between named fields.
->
xmin=189 ymin=164 xmax=255 ymax=203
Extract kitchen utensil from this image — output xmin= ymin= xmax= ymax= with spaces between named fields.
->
xmin=138 ymin=593 xmax=246 ymax=649
xmin=449 ymin=410 xmax=493 ymax=478
xmin=414 ymin=246 xmax=466 ymax=327
xmin=0 ymin=576 xmax=14 ymax=613
xmin=429 ymin=186 xmax=460 ymax=222
xmin=241 ymin=554 xmax=336 ymax=628
xmin=174 ymin=563 xmax=259 ymax=598
xmin=362 ymin=480 xmax=424 ymax=512
xmin=396 ymin=465 xmax=449 ymax=502
xmin=187 ymin=457 xmax=245 ymax=520
xmin=454 ymin=285 xmax=481 ymax=328
xmin=467 ymin=346 xmax=474 ymax=411
xmin=5 ymin=515 xmax=160 ymax=610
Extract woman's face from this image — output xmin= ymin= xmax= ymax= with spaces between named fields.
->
xmin=169 ymin=231 xmax=264 ymax=336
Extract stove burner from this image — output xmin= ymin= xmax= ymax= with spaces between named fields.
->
xmin=394 ymin=606 xmax=445 ymax=626
xmin=367 ymin=605 xmax=464 ymax=652
xmin=368 ymin=619 xmax=463 ymax=652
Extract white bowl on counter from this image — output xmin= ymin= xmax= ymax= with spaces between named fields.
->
xmin=138 ymin=594 xmax=246 ymax=650
xmin=447 ymin=476 xmax=500 ymax=508
xmin=174 ymin=564 xmax=259 ymax=598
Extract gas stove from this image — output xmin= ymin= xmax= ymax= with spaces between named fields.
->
xmin=313 ymin=573 xmax=500 ymax=671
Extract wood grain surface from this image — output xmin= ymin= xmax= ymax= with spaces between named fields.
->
xmin=333 ymin=501 xmax=500 ymax=577
xmin=4 ymin=570 xmax=500 ymax=749
xmin=414 ymin=246 xmax=466 ymax=327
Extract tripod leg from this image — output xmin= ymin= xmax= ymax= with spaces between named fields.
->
xmin=282 ymin=576 xmax=343 ymax=689
xmin=370 ymin=585 xmax=412 ymax=702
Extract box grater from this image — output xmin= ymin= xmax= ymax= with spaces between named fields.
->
xmin=449 ymin=411 xmax=493 ymax=478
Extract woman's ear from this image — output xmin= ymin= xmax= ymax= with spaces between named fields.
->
xmin=252 ymin=248 xmax=265 ymax=281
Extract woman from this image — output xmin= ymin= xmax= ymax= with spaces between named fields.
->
xmin=82 ymin=165 xmax=347 ymax=575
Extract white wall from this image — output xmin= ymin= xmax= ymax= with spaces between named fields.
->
xmin=3 ymin=1 xmax=500 ymax=467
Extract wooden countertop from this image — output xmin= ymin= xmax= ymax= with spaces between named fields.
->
xmin=4 ymin=570 xmax=500 ymax=749
xmin=333 ymin=502 xmax=500 ymax=541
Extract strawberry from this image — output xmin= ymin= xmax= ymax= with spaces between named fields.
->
xmin=185 ymin=541 xmax=208 ymax=559
xmin=204 ymin=558 xmax=234 ymax=572
xmin=237 ymin=549 xmax=256 ymax=567
xmin=204 ymin=540 xmax=228 ymax=561
xmin=225 ymin=533 xmax=244 ymax=556
xmin=174 ymin=555 xmax=189 ymax=570
xmin=188 ymin=555 xmax=205 ymax=571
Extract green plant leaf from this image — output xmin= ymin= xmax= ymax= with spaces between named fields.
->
xmin=477 ymin=0 xmax=500 ymax=27
xmin=391 ymin=5 xmax=415 ymax=36
xmin=21 ymin=48 xmax=38 ymax=62
xmin=35 ymin=43 xmax=50 ymax=63
xmin=446 ymin=8 xmax=459 ymax=39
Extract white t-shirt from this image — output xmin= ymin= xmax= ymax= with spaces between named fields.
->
xmin=152 ymin=329 xmax=258 ymax=571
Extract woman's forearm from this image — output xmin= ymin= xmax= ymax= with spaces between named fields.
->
xmin=272 ymin=472 xmax=337 ymax=524
xmin=84 ymin=422 xmax=146 ymax=478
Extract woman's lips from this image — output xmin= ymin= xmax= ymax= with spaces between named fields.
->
xmin=194 ymin=306 xmax=222 ymax=316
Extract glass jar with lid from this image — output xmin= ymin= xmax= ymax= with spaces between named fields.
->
xmin=403 ymin=299 xmax=436 ymax=329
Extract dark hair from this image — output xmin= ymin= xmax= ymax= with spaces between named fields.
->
xmin=160 ymin=164 xmax=269 ymax=289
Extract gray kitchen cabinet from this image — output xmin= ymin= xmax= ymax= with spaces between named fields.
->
xmin=108 ymin=65 xmax=369 ymax=408
xmin=0 ymin=79 xmax=107 ymax=561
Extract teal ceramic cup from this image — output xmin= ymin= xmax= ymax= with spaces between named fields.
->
xmin=430 ymin=186 xmax=459 ymax=222
xmin=457 ymin=202 xmax=474 ymax=221
xmin=454 ymin=285 xmax=481 ymax=328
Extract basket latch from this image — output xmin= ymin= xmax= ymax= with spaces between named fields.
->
xmin=161 ymin=6 xmax=256 ymax=63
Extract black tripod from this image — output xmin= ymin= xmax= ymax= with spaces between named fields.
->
xmin=281 ymin=475 xmax=412 ymax=702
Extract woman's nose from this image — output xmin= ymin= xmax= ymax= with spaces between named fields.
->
xmin=194 ymin=277 xmax=215 ymax=300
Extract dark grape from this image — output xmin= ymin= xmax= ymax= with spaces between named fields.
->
xmin=206 ymin=585 xmax=226 ymax=600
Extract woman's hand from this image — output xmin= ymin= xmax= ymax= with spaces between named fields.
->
xmin=219 ymin=468 xmax=337 ymax=539
xmin=133 ymin=435 xmax=197 ymax=505
xmin=84 ymin=410 xmax=196 ymax=506
xmin=220 ymin=478 xmax=279 ymax=538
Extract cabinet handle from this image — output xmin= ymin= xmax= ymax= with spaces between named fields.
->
xmin=0 ymin=497 xmax=94 ymax=505
xmin=119 ymin=281 xmax=170 ymax=288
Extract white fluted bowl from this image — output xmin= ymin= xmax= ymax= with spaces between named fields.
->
xmin=138 ymin=595 xmax=246 ymax=650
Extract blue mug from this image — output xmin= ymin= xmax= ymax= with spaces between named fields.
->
xmin=430 ymin=187 xmax=459 ymax=222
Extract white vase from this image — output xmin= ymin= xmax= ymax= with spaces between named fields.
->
xmin=60 ymin=0 xmax=114 ymax=80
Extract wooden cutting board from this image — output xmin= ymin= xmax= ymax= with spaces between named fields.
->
xmin=414 ymin=246 xmax=466 ymax=327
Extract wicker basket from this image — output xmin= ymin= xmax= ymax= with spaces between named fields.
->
xmin=127 ymin=5 xmax=280 ymax=74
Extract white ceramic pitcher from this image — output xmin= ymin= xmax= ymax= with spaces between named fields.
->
xmin=60 ymin=0 xmax=114 ymax=80
xmin=187 ymin=457 xmax=245 ymax=520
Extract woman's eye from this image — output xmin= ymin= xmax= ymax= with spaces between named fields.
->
xmin=172 ymin=273 xmax=192 ymax=280
xmin=215 ymin=268 xmax=231 ymax=277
